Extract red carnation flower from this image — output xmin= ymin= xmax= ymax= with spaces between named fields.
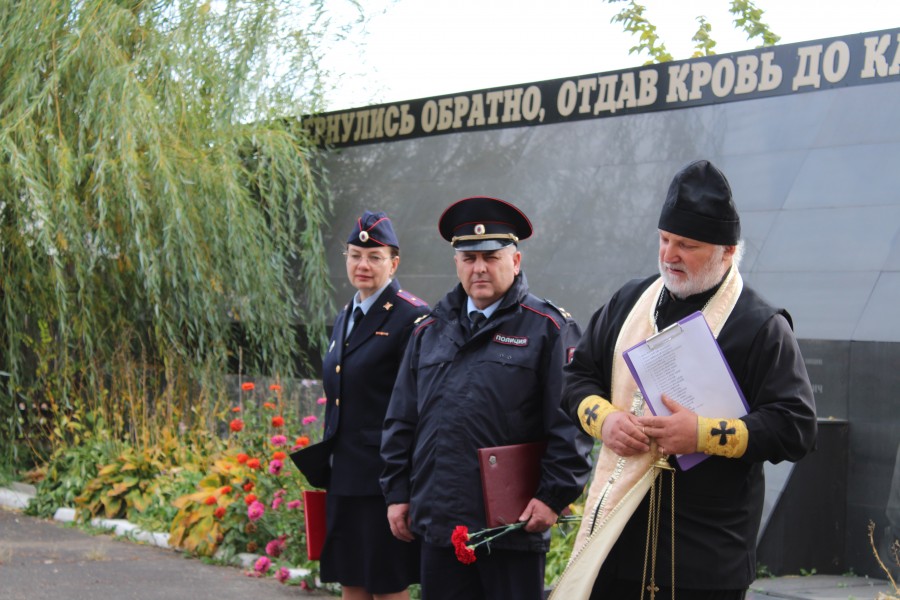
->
xmin=214 ymin=506 xmax=226 ymax=519
xmin=272 ymin=451 xmax=287 ymax=461
xmin=236 ymin=453 xmax=249 ymax=464
xmin=246 ymin=458 xmax=261 ymax=469
xmin=244 ymin=493 xmax=258 ymax=505
xmin=204 ymin=496 xmax=217 ymax=506
xmin=451 ymin=526 xmax=476 ymax=565
xmin=229 ymin=418 xmax=244 ymax=432
xmin=271 ymin=415 xmax=285 ymax=428
xmin=241 ymin=382 xmax=255 ymax=391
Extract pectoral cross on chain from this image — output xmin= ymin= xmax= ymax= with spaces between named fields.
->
xmin=712 ymin=420 xmax=735 ymax=445
xmin=646 ymin=582 xmax=660 ymax=599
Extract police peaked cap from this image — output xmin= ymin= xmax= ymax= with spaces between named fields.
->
xmin=658 ymin=160 xmax=741 ymax=245
xmin=438 ymin=196 xmax=533 ymax=251
xmin=347 ymin=210 xmax=400 ymax=248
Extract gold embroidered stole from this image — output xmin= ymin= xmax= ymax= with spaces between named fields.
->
xmin=550 ymin=268 xmax=743 ymax=599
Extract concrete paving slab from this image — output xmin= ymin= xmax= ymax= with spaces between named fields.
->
xmin=0 ymin=508 xmax=332 ymax=600
xmin=748 ymin=574 xmax=896 ymax=599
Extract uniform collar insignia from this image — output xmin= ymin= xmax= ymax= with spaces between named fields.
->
xmin=383 ymin=302 xmax=393 ymax=310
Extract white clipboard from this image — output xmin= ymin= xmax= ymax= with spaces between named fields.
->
xmin=622 ymin=311 xmax=748 ymax=470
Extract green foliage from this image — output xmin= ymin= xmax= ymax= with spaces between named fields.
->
xmin=26 ymin=438 xmax=120 ymax=519
xmin=611 ymin=2 xmax=674 ymax=65
xmin=0 ymin=0 xmax=339 ymax=469
xmin=756 ymin=562 xmax=775 ymax=579
xmin=730 ymin=0 xmax=780 ymax=47
xmin=607 ymin=0 xmax=780 ymax=65
xmin=546 ymin=512 xmax=583 ymax=587
xmin=73 ymin=430 xmax=217 ymax=523
xmin=691 ymin=16 xmax=717 ymax=58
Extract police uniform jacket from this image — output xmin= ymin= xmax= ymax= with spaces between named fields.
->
xmin=381 ymin=273 xmax=592 ymax=552
xmin=322 ymin=279 xmax=430 ymax=496
xmin=563 ymin=274 xmax=817 ymax=589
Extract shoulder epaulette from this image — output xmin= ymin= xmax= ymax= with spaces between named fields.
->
xmin=542 ymin=297 xmax=574 ymax=321
xmin=397 ymin=289 xmax=428 ymax=307
xmin=520 ymin=302 xmax=561 ymax=330
xmin=414 ymin=314 xmax=428 ymax=325
xmin=414 ymin=318 xmax=436 ymax=335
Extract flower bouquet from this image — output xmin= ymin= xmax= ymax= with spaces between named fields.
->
xmin=451 ymin=515 xmax=583 ymax=565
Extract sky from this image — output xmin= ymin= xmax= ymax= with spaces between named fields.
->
xmin=320 ymin=0 xmax=900 ymax=111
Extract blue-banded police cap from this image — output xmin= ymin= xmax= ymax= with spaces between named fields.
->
xmin=438 ymin=196 xmax=533 ymax=251
xmin=347 ymin=210 xmax=400 ymax=248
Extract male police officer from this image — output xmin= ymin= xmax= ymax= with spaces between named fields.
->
xmin=381 ymin=196 xmax=591 ymax=600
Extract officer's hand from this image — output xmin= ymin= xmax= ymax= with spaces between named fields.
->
xmin=387 ymin=503 xmax=415 ymax=542
xmin=518 ymin=498 xmax=558 ymax=533
xmin=638 ymin=394 xmax=698 ymax=456
xmin=600 ymin=410 xmax=651 ymax=457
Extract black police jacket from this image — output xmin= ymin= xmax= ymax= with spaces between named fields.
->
xmin=320 ymin=279 xmax=430 ymax=496
xmin=381 ymin=273 xmax=592 ymax=552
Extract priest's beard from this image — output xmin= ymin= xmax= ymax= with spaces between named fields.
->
xmin=659 ymin=246 xmax=729 ymax=299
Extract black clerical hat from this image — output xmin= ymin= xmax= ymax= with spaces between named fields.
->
xmin=347 ymin=210 xmax=400 ymax=248
xmin=658 ymin=160 xmax=741 ymax=245
xmin=438 ymin=196 xmax=533 ymax=251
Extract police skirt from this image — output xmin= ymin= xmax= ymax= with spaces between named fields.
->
xmin=319 ymin=493 xmax=420 ymax=593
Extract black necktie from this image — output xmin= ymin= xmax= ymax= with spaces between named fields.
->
xmin=346 ymin=306 xmax=364 ymax=340
xmin=469 ymin=311 xmax=486 ymax=334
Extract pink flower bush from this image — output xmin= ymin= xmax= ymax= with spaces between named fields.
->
xmin=268 ymin=459 xmax=283 ymax=475
xmin=247 ymin=500 xmax=266 ymax=522
xmin=254 ymin=555 xmax=271 ymax=575
xmin=316 ymin=396 xmax=327 ymax=405
xmin=266 ymin=536 xmax=287 ymax=558
xmin=275 ymin=567 xmax=290 ymax=584
xmin=270 ymin=434 xmax=288 ymax=447
xmin=286 ymin=499 xmax=301 ymax=510
xmin=301 ymin=415 xmax=318 ymax=425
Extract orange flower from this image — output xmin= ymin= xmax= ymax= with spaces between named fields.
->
xmin=272 ymin=451 xmax=287 ymax=461
xmin=236 ymin=453 xmax=249 ymax=464
xmin=241 ymin=382 xmax=255 ymax=391
xmin=269 ymin=384 xmax=282 ymax=392
xmin=246 ymin=458 xmax=261 ymax=469
xmin=219 ymin=486 xmax=232 ymax=495
xmin=204 ymin=496 xmax=216 ymax=506
xmin=263 ymin=402 xmax=276 ymax=410
xmin=231 ymin=406 xmax=242 ymax=412
xmin=244 ymin=493 xmax=258 ymax=505
xmin=271 ymin=415 xmax=285 ymax=428
xmin=214 ymin=506 xmax=226 ymax=519
xmin=229 ymin=418 xmax=244 ymax=432
xmin=243 ymin=482 xmax=254 ymax=492
xmin=295 ymin=436 xmax=310 ymax=448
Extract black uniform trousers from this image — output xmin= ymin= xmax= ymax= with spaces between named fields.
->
xmin=421 ymin=541 xmax=545 ymax=600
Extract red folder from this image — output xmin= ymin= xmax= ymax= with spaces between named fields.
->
xmin=477 ymin=441 xmax=547 ymax=528
xmin=302 ymin=490 xmax=327 ymax=560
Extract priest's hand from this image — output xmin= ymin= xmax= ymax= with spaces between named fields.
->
xmin=638 ymin=394 xmax=699 ymax=455
xmin=600 ymin=410 xmax=651 ymax=457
